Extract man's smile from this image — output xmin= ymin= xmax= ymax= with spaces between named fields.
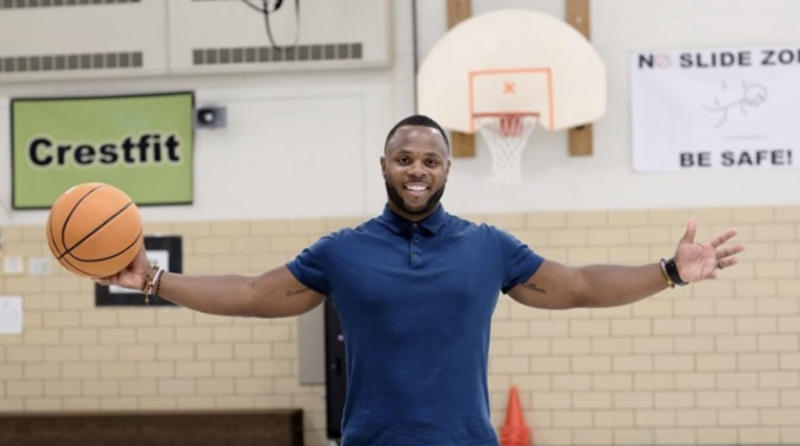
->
xmin=403 ymin=182 xmax=430 ymax=198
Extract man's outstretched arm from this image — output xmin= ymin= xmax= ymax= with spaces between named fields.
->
xmin=96 ymin=246 xmax=325 ymax=317
xmin=508 ymin=218 xmax=745 ymax=310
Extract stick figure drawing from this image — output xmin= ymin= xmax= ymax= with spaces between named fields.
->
xmin=703 ymin=80 xmax=768 ymax=128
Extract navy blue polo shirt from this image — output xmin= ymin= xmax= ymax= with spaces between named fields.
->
xmin=287 ymin=205 xmax=543 ymax=446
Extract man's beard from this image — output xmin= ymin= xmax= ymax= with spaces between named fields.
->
xmin=385 ymin=180 xmax=445 ymax=217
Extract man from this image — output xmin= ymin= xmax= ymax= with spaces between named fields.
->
xmin=100 ymin=114 xmax=745 ymax=446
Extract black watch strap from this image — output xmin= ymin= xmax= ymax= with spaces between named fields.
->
xmin=664 ymin=258 xmax=687 ymax=286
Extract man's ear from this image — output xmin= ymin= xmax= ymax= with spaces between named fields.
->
xmin=380 ymin=156 xmax=386 ymax=178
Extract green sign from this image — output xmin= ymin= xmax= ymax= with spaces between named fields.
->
xmin=11 ymin=91 xmax=194 ymax=209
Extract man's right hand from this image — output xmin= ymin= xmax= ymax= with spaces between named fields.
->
xmin=94 ymin=244 xmax=150 ymax=291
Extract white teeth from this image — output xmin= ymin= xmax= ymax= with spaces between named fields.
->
xmin=405 ymin=184 xmax=428 ymax=191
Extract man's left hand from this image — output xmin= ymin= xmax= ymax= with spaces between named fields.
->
xmin=674 ymin=218 xmax=745 ymax=282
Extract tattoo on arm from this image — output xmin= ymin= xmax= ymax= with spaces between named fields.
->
xmin=523 ymin=283 xmax=547 ymax=294
xmin=286 ymin=287 xmax=309 ymax=298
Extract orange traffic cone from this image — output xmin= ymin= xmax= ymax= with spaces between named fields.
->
xmin=500 ymin=386 xmax=532 ymax=446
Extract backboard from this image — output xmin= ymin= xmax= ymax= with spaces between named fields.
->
xmin=417 ymin=9 xmax=606 ymax=134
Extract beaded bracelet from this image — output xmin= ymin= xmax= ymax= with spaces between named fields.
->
xmin=141 ymin=265 xmax=158 ymax=292
xmin=142 ymin=265 xmax=164 ymax=305
xmin=153 ymin=268 xmax=164 ymax=297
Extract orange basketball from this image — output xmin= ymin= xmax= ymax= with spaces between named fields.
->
xmin=46 ymin=183 xmax=143 ymax=278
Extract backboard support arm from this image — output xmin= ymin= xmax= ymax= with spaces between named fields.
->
xmin=447 ymin=0 xmax=476 ymax=158
xmin=566 ymin=0 xmax=594 ymax=157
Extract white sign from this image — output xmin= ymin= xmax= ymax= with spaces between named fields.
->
xmin=631 ymin=44 xmax=800 ymax=171
xmin=3 ymin=256 xmax=24 ymax=275
xmin=28 ymin=257 xmax=53 ymax=276
xmin=0 ymin=296 xmax=23 ymax=334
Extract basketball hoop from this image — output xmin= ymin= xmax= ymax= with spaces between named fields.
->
xmin=474 ymin=113 xmax=539 ymax=184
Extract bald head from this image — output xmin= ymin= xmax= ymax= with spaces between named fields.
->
xmin=383 ymin=114 xmax=449 ymax=156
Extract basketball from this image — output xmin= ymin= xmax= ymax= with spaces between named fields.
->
xmin=46 ymin=183 xmax=143 ymax=278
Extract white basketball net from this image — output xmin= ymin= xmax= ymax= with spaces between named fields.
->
xmin=475 ymin=115 xmax=538 ymax=184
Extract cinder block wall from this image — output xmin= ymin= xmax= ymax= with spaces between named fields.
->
xmin=1 ymin=207 xmax=797 ymax=446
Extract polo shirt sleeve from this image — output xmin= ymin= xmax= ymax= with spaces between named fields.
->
xmin=286 ymin=232 xmax=339 ymax=295
xmin=493 ymin=227 xmax=545 ymax=294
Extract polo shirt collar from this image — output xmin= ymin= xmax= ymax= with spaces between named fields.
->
xmin=380 ymin=204 xmax=447 ymax=235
